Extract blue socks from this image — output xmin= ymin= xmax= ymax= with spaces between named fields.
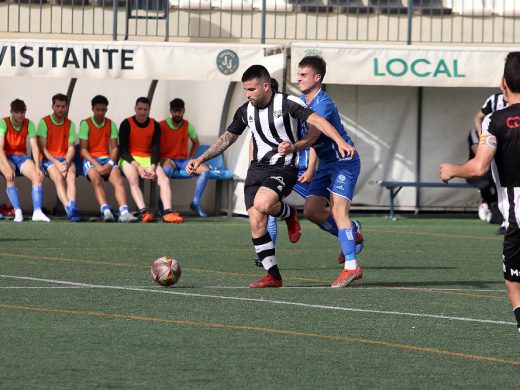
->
xmin=192 ymin=170 xmax=209 ymax=205
xmin=338 ymin=228 xmax=358 ymax=270
xmin=32 ymin=186 xmax=43 ymax=210
xmin=267 ymin=215 xmax=278 ymax=244
xmin=319 ymin=214 xmax=339 ymax=236
xmin=6 ymin=186 xmax=20 ymax=210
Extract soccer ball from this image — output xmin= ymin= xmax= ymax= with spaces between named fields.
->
xmin=151 ymin=256 xmax=181 ymax=287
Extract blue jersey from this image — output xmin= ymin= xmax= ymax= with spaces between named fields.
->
xmin=300 ymin=90 xmax=357 ymax=164
xmin=297 ymin=123 xmax=310 ymax=170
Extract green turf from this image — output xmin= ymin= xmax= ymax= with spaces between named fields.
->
xmin=0 ymin=216 xmax=517 ymax=389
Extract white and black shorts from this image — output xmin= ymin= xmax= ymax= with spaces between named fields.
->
xmin=244 ymin=162 xmax=298 ymax=210
xmin=503 ymin=229 xmax=520 ymax=282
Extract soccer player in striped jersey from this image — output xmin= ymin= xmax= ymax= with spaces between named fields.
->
xmin=473 ymin=91 xmax=508 ymax=135
xmin=79 ymin=95 xmax=137 ymax=223
xmin=119 ymin=97 xmax=183 ymax=224
xmin=187 ymin=64 xmax=354 ymax=288
xmin=440 ymin=51 xmax=520 ymax=332
xmin=37 ymin=93 xmax=80 ymax=222
xmin=279 ymin=55 xmax=363 ymax=288
xmin=0 ymin=99 xmax=50 ymax=222
xmin=252 ymin=78 xmax=364 ymax=267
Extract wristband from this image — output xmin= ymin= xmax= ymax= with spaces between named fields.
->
xmin=108 ymin=160 xmax=115 ymax=166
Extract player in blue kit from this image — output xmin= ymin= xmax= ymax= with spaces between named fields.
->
xmin=253 ymin=77 xmax=364 ymax=267
xmin=279 ymin=55 xmax=362 ymax=288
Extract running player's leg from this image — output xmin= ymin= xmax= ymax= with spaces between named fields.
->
xmin=248 ymin=190 xmax=283 ymax=288
xmin=327 ymin=160 xmax=362 ymax=288
xmin=246 ymin=165 xmax=284 ymax=287
xmin=503 ymin=233 xmax=520 ymax=332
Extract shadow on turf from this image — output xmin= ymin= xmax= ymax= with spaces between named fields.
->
xmin=0 ymin=238 xmax=44 ymax=242
xmin=283 ymin=266 xmax=458 ymax=271
xmin=341 ymin=280 xmax=503 ymax=288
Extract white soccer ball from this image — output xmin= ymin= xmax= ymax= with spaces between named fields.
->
xmin=151 ymin=256 xmax=181 ymax=287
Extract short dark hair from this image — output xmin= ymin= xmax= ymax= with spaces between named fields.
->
xmin=298 ymin=55 xmax=327 ymax=82
xmin=271 ymin=78 xmax=279 ymax=93
xmin=52 ymin=93 xmax=68 ymax=105
xmin=170 ymin=98 xmax=185 ymax=111
xmin=10 ymin=99 xmax=26 ymax=112
xmin=242 ymin=65 xmax=271 ymax=84
xmin=136 ymin=96 xmax=151 ymax=106
xmin=91 ymin=95 xmax=109 ymax=107
xmin=504 ymin=52 xmax=520 ymax=93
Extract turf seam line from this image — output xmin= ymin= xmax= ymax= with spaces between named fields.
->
xmin=0 ymin=274 xmax=514 ymax=327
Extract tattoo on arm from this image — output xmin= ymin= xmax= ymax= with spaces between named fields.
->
xmin=199 ymin=132 xmax=239 ymax=162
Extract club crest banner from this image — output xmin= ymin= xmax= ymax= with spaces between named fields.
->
xmin=0 ymin=39 xmax=284 ymax=81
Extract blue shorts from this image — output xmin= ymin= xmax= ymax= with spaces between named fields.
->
xmin=82 ymin=157 xmax=119 ymax=177
xmin=168 ymin=158 xmax=190 ymax=172
xmin=7 ymin=154 xmax=30 ymax=176
xmin=308 ymin=158 xmax=360 ymax=202
xmin=41 ymin=157 xmax=66 ymax=176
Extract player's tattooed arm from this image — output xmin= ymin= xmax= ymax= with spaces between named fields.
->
xmin=186 ymin=131 xmax=239 ymax=174
xmin=199 ymin=131 xmax=239 ymax=162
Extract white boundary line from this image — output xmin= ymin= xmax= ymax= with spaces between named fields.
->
xmin=0 ymin=274 xmax=514 ymax=326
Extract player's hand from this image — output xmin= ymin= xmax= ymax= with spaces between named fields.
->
xmin=144 ymin=167 xmax=157 ymax=180
xmin=298 ymin=169 xmax=314 ymax=184
xmin=439 ymin=163 xmax=453 ymax=183
xmin=102 ymin=164 xmax=113 ymax=178
xmin=35 ymin=167 xmax=44 ymax=181
xmin=278 ymin=141 xmax=294 ymax=156
xmin=186 ymin=159 xmax=201 ymax=174
xmin=4 ymin=166 xmax=15 ymax=182
xmin=337 ymin=141 xmax=356 ymax=158
xmin=95 ymin=164 xmax=105 ymax=176
xmin=137 ymin=165 xmax=148 ymax=179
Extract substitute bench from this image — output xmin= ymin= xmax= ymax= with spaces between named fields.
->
xmin=375 ymin=180 xmax=475 ymax=219
xmin=162 ymin=145 xmax=237 ymax=217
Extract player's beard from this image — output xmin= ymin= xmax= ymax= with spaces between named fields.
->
xmin=172 ymin=115 xmax=183 ymax=125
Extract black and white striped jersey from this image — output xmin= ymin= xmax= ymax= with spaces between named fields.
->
xmin=481 ymin=92 xmax=508 ymax=116
xmin=226 ymin=92 xmax=314 ymax=167
xmin=482 ymin=103 xmax=520 ymax=230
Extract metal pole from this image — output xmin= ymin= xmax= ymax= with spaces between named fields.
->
xmin=113 ymin=0 xmax=118 ymax=40
xmin=415 ymin=86 xmax=423 ymax=214
xmin=406 ymin=0 xmax=413 ymax=45
xmin=261 ymin=0 xmax=266 ymax=43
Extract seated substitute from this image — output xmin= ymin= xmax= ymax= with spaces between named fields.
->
xmin=160 ymin=98 xmax=210 ymax=217
xmin=0 ymin=99 xmax=50 ymax=222
xmin=37 ymin=93 xmax=80 ymax=222
xmin=118 ymin=97 xmax=183 ymax=223
xmin=79 ymin=95 xmax=138 ymax=223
